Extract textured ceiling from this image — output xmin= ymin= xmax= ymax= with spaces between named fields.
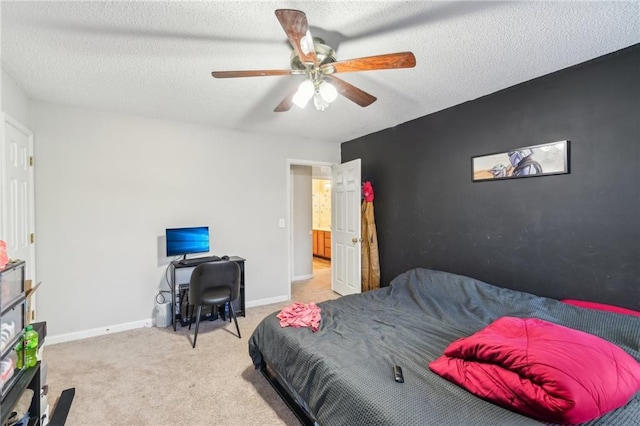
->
xmin=2 ymin=1 xmax=639 ymax=144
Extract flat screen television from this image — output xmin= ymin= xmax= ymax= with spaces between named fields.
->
xmin=165 ymin=226 xmax=210 ymax=258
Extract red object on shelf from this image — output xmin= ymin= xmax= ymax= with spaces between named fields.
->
xmin=0 ymin=240 xmax=8 ymax=269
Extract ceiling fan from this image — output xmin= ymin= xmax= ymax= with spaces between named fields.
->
xmin=211 ymin=9 xmax=416 ymax=112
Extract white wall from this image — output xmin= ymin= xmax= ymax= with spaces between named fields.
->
xmin=1 ymin=70 xmax=30 ymax=126
xmin=30 ymin=101 xmax=339 ymax=340
xmin=291 ymin=165 xmax=312 ymax=280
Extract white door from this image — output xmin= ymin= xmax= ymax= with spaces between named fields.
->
xmin=1 ymin=114 xmax=36 ymax=281
xmin=331 ymin=159 xmax=361 ymax=295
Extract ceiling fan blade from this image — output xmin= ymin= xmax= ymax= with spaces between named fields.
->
xmin=321 ymin=52 xmax=416 ymax=74
xmin=324 ymin=75 xmax=377 ymax=107
xmin=275 ymin=9 xmax=318 ymax=67
xmin=274 ymin=88 xmax=297 ymax=112
xmin=211 ymin=69 xmax=294 ymax=78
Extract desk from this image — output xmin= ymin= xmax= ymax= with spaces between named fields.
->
xmin=170 ymin=257 xmax=245 ymax=331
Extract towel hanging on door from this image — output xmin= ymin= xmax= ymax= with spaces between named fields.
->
xmin=361 ymin=181 xmax=380 ymax=292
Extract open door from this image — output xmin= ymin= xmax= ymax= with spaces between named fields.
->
xmin=331 ymin=159 xmax=361 ymax=295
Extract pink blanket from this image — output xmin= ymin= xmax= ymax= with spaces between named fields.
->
xmin=430 ymin=316 xmax=640 ymax=424
xmin=277 ymin=302 xmax=321 ymax=332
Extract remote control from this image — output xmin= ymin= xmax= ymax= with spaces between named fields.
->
xmin=393 ymin=365 xmax=404 ymax=383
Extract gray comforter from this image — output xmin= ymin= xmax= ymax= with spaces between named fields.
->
xmin=249 ymin=268 xmax=640 ymax=425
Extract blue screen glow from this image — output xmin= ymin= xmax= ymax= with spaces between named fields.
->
xmin=165 ymin=226 xmax=210 ymax=257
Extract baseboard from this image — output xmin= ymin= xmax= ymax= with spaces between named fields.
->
xmin=292 ymin=274 xmax=313 ymax=282
xmin=45 ymin=318 xmax=152 ymax=346
xmin=245 ymin=295 xmax=289 ymax=308
xmin=46 ymin=296 xmax=289 ymax=345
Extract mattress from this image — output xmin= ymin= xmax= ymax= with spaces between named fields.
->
xmin=249 ymin=268 xmax=640 ymax=425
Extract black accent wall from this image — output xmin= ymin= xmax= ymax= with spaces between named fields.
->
xmin=342 ymin=45 xmax=640 ymax=311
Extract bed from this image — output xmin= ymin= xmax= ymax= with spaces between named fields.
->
xmin=248 ymin=268 xmax=640 ymax=425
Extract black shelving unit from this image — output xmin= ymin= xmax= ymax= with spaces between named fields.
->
xmin=1 ymin=261 xmax=42 ymax=425
xmin=1 ymin=361 xmax=40 ymax=425
xmin=0 ymin=322 xmax=47 ymax=425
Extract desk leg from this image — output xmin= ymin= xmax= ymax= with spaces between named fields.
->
xmin=172 ymin=265 xmax=177 ymax=331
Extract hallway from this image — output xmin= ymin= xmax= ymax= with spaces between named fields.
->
xmin=291 ymin=256 xmax=337 ymax=303
xmin=312 ymin=256 xmax=331 ymax=270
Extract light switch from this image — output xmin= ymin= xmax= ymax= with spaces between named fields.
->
xmin=279 ymin=218 xmax=285 ymax=228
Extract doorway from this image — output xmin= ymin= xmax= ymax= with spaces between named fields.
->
xmin=287 ymin=160 xmax=334 ymax=301
xmin=311 ymin=171 xmax=332 ymax=274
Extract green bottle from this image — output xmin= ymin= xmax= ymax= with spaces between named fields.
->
xmin=15 ymin=340 xmax=23 ymax=369
xmin=24 ymin=325 xmax=38 ymax=368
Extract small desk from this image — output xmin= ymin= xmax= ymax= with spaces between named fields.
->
xmin=170 ymin=256 xmax=245 ymax=331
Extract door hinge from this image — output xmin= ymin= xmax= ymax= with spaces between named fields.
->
xmin=31 ymin=310 xmax=35 ymax=321
xmin=30 ymin=233 xmax=35 ymax=244
xmin=29 ymin=156 xmax=34 ymax=166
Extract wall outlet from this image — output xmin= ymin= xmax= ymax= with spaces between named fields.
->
xmin=278 ymin=218 xmax=285 ymax=228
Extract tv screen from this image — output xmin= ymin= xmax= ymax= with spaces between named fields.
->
xmin=166 ymin=226 xmax=210 ymax=257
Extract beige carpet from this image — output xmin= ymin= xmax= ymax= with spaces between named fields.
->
xmin=43 ymin=267 xmax=338 ymax=425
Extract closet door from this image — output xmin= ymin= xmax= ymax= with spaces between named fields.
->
xmin=1 ymin=114 xmax=35 ymax=319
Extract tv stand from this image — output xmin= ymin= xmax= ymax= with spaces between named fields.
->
xmin=169 ymin=256 xmax=245 ymax=331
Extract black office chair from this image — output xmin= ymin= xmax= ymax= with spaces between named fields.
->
xmin=188 ymin=261 xmax=241 ymax=348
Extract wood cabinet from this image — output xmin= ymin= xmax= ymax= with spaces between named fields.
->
xmin=313 ymin=230 xmax=331 ymax=259
xmin=324 ymin=232 xmax=331 ymax=259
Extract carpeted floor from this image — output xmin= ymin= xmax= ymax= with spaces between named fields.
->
xmin=43 ymin=266 xmax=337 ymax=425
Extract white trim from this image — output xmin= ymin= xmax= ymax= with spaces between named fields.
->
xmin=292 ymin=274 xmax=314 ymax=282
xmin=0 ymin=114 xmax=5 ymax=242
xmin=44 ymin=294 xmax=290 ymax=345
xmin=44 ymin=319 xmax=153 ymax=345
xmin=4 ymin=113 xmax=32 ymax=136
xmin=44 ymin=292 xmax=291 ymax=346
xmin=245 ymin=295 xmax=289 ymax=308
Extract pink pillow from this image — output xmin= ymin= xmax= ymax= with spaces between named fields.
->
xmin=561 ymin=299 xmax=640 ymax=317
xmin=430 ymin=317 xmax=640 ymax=424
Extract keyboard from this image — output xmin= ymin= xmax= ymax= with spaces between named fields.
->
xmin=177 ymin=255 xmax=221 ymax=266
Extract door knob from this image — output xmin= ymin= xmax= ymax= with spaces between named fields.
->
xmin=352 ymin=237 xmax=362 ymax=244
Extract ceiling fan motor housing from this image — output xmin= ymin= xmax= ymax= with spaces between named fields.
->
xmin=290 ymin=37 xmax=337 ymax=70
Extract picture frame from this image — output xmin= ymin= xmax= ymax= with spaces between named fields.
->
xmin=472 ymin=140 xmax=569 ymax=182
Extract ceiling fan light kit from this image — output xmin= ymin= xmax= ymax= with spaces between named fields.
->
xmin=299 ymin=30 xmax=315 ymax=56
xmin=319 ymin=81 xmax=338 ymax=103
xmin=211 ymin=9 xmax=416 ymax=112
xmin=292 ymin=79 xmax=338 ymax=110
xmin=292 ymin=80 xmax=314 ymax=108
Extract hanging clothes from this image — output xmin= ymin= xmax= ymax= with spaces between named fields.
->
xmin=361 ymin=181 xmax=380 ymax=292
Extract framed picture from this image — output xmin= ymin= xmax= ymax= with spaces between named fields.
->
xmin=472 ymin=140 xmax=569 ymax=182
